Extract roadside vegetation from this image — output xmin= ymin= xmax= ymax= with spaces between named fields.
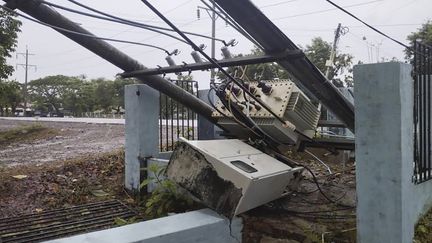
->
xmin=414 ymin=207 xmax=432 ymax=243
xmin=0 ymin=124 xmax=58 ymax=148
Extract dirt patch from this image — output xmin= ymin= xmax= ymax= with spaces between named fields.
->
xmin=0 ymin=149 xmax=138 ymax=218
xmin=0 ymin=119 xmax=124 ymax=166
xmin=0 ymin=124 xmax=58 ymax=148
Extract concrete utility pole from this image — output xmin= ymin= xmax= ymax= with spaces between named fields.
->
xmin=17 ymin=46 xmax=36 ymax=112
xmin=197 ymin=3 xmax=219 ymax=82
xmin=325 ymin=23 xmax=348 ymax=79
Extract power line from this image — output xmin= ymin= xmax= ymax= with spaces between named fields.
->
xmin=56 ymin=0 xmax=228 ymax=44
xmin=260 ymin=0 xmax=299 ymax=9
xmin=205 ymin=0 xmax=263 ymax=49
xmin=0 ymin=5 xmax=172 ymax=54
xmin=33 ymin=0 xmax=201 ymax=58
xmin=323 ymin=0 xmax=415 ymax=53
xmin=273 ymin=0 xmax=383 ymax=21
xmin=40 ymin=0 xmax=188 ymax=44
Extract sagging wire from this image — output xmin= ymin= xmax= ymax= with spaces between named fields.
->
xmin=58 ymin=0 xmax=236 ymax=47
xmin=40 ymin=0 xmax=188 ymax=45
xmin=273 ymin=152 xmax=354 ymax=208
xmin=0 ymin=5 xmax=172 ymax=55
xmin=200 ymin=0 xmax=263 ymax=49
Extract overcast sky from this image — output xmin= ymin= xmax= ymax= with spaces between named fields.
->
xmin=8 ymin=0 xmax=432 ymax=89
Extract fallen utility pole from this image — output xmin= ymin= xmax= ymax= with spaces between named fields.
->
xmin=120 ymin=50 xmax=304 ymax=78
xmin=3 ymin=0 xmax=216 ymax=124
xmin=214 ymin=0 xmax=355 ymax=132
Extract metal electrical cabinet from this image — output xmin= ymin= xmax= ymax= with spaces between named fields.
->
xmin=212 ymin=79 xmax=321 ymax=144
xmin=167 ymin=138 xmax=302 ymax=217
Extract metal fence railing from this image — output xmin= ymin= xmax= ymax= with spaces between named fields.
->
xmin=413 ymin=40 xmax=432 ymax=184
xmin=159 ymin=79 xmax=199 ymax=152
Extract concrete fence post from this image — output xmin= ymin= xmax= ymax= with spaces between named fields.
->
xmin=354 ymin=62 xmax=432 ymax=243
xmin=125 ymin=84 xmax=160 ymax=193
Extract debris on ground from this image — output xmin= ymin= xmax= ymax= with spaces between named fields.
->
xmin=0 ymin=149 xmax=137 ymax=217
xmin=241 ymin=148 xmax=357 ymax=243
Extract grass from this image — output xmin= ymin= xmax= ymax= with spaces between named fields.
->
xmin=0 ymin=124 xmax=59 ymax=147
xmin=414 ymin=207 xmax=432 ymax=243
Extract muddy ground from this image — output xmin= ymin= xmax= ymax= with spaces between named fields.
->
xmin=0 ymin=119 xmax=125 ymax=166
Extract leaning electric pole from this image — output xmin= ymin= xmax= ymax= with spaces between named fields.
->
xmin=16 ymin=46 xmax=36 ymax=113
xmin=197 ymin=3 xmax=219 ymax=82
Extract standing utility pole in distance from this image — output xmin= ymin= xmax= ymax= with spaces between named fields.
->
xmin=197 ymin=3 xmax=219 ymax=82
xmin=325 ymin=23 xmax=348 ymax=79
xmin=17 ymin=46 xmax=36 ymax=113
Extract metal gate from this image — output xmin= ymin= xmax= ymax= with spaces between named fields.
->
xmin=413 ymin=40 xmax=432 ymax=184
xmin=159 ymin=79 xmax=199 ymax=152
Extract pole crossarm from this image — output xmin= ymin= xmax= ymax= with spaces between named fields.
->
xmin=119 ymin=50 xmax=304 ymax=78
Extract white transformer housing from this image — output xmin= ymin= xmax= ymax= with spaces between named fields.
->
xmin=212 ymin=79 xmax=320 ymax=144
xmin=167 ymin=138 xmax=302 ymax=217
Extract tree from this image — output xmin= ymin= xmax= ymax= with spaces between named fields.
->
xmin=405 ymin=20 xmax=432 ymax=61
xmin=0 ymin=9 xmax=21 ymax=80
xmin=111 ymin=78 xmax=136 ymax=113
xmin=0 ymin=80 xmax=22 ymax=115
xmin=217 ymin=37 xmax=353 ymax=85
xmin=28 ymin=75 xmax=80 ymax=113
xmin=304 ymin=37 xmax=353 ymax=82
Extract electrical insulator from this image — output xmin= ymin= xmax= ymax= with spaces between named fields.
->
xmin=257 ymin=81 xmax=273 ymax=95
xmin=197 ymin=9 xmax=200 ymax=20
xmin=165 ymin=56 xmax=176 ymax=66
xmin=244 ymin=82 xmax=257 ymax=94
xmin=191 ymin=51 xmax=203 ymax=63
xmin=221 ymin=46 xmax=232 ymax=59
xmin=228 ymin=84 xmax=242 ymax=96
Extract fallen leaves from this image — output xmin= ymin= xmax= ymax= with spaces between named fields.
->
xmin=0 ymin=149 xmax=127 ymax=217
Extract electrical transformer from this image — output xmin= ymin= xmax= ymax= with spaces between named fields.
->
xmin=212 ymin=79 xmax=321 ymax=144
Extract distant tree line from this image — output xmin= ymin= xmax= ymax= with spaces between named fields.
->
xmin=26 ymin=75 xmax=136 ymax=115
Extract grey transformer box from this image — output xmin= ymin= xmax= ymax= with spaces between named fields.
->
xmin=166 ymin=138 xmax=302 ymax=218
xmin=212 ymin=79 xmax=321 ymax=144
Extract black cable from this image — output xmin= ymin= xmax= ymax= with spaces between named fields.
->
xmin=40 ymin=0 xmax=188 ymax=44
xmin=62 ymin=0 xmax=229 ymax=44
xmin=273 ymin=152 xmax=353 ymax=208
xmin=324 ymin=0 xmax=426 ymax=56
xmin=273 ymin=0 xmax=383 ymax=21
xmin=141 ymin=0 xmax=288 ymax=127
xmin=260 ymin=0 xmax=299 ymax=9
xmin=0 ymin=5 xmax=171 ymax=54
xmin=201 ymin=0 xmax=263 ymax=49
